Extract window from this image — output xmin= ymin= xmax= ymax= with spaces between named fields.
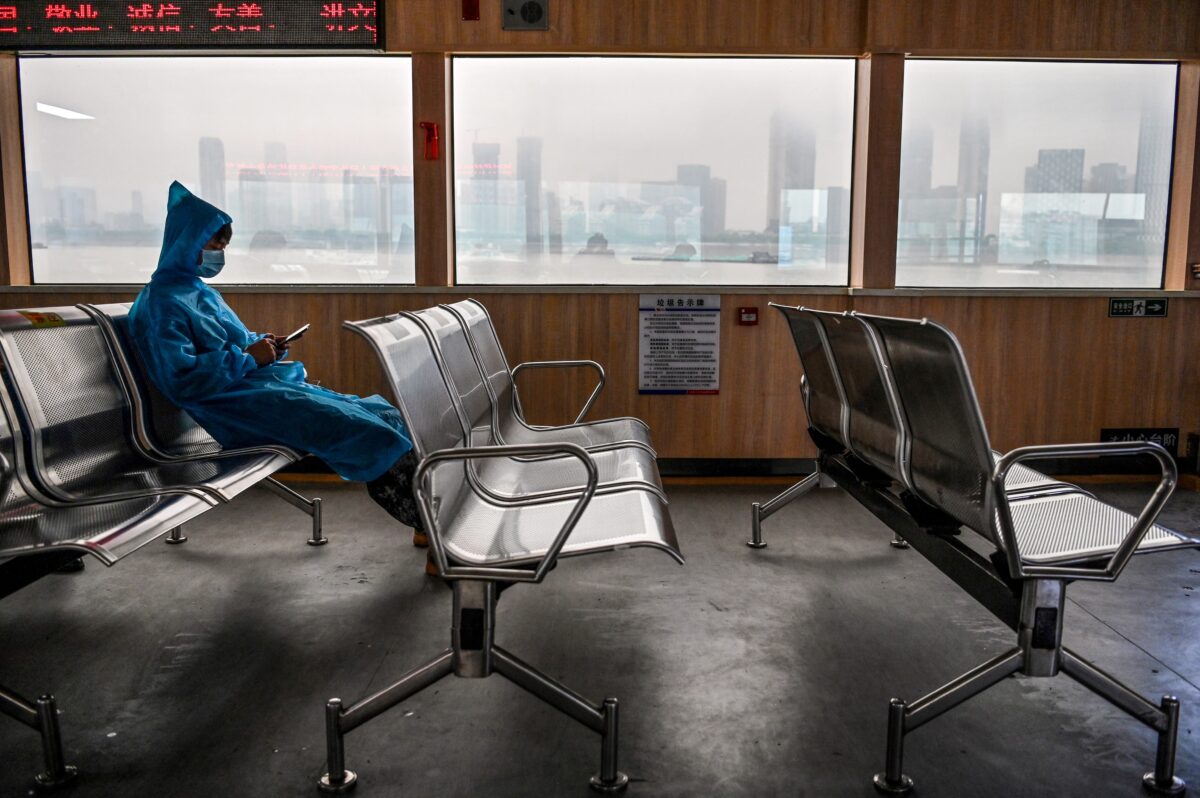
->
xmin=897 ymin=60 xmax=1178 ymax=289
xmin=452 ymin=57 xmax=856 ymax=285
xmin=21 ymin=56 xmax=414 ymax=284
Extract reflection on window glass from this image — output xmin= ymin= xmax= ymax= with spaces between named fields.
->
xmin=897 ymin=61 xmax=1177 ymax=288
xmin=453 ymin=57 xmax=855 ymax=285
xmin=21 ymin=56 xmax=414 ymax=284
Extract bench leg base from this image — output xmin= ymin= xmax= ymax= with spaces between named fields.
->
xmin=872 ymin=773 xmax=913 ymax=795
xmin=164 ymin=526 xmax=187 ymax=545
xmin=589 ymin=772 xmax=629 ymax=793
xmin=888 ymin=534 xmax=910 ymax=549
xmin=317 ymin=770 xmax=357 ymax=794
xmin=1143 ymin=774 xmax=1186 ymax=796
xmin=34 ymin=765 xmax=78 ymax=792
xmin=748 ymin=472 xmax=822 ymax=549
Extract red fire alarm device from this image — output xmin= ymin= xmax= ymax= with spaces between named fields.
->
xmin=738 ymin=307 xmax=759 ymax=326
xmin=419 ymin=121 xmax=440 ymax=161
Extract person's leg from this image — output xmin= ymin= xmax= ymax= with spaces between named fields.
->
xmin=365 ymin=450 xmax=428 ymax=546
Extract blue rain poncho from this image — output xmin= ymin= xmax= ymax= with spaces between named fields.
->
xmin=128 ymin=181 xmax=412 ymax=481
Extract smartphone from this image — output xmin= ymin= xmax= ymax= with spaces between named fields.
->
xmin=281 ymin=323 xmax=310 ymax=344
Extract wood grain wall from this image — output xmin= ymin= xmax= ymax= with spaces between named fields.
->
xmin=2 ymin=288 xmax=1194 ymax=461
xmin=386 ymin=0 xmax=1200 ymax=58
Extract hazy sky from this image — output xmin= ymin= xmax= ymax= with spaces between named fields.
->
xmin=21 ymin=55 xmax=1177 ymax=236
xmin=454 ymin=57 xmax=857 ymax=231
xmin=21 ymin=55 xmax=413 ymax=220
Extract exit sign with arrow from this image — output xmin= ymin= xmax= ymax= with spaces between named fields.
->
xmin=1109 ymin=298 xmax=1168 ymax=317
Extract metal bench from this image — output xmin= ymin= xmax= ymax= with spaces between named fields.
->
xmin=79 ymin=302 xmax=325 ymax=545
xmin=749 ymin=304 xmax=1069 ymax=548
xmin=768 ymin=304 xmax=1198 ymax=795
xmin=0 ymin=393 xmax=217 ymax=790
xmin=406 ymin=304 xmax=666 ymax=502
xmin=323 ymin=309 xmax=682 ymax=793
xmin=441 ymin=298 xmax=657 ymax=455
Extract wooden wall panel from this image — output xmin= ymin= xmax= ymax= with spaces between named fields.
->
xmin=852 ymin=295 xmax=1200 ymax=453
xmin=0 ymin=55 xmax=29 ymax=285
xmin=866 ymin=0 xmax=1200 ymax=58
xmin=386 ymin=0 xmax=866 ymax=55
xmin=850 ymin=53 xmax=903 ymax=289
xmin=0 ymin=289 xmax=848 ymax=460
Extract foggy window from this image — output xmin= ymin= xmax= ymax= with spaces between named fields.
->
xmin=452 ymin=57 xmax=856 ymax=286
xmin=897 ymin=60 xmax=1177 ymax=289
xmin=21 ymin=56 xmax=414 ymax=285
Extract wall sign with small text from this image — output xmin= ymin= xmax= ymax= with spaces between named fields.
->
xmin=1100 ymin=427 xmax=1179 ymax=458
xmin=639 ymin=295 xmax=720 ymax=395
xmin=0 ymin=1 xmax=379 ymax=50
xmin=1108 ymin=298 xmax=1167 ymax=317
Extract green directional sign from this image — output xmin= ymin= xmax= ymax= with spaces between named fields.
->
xmin=1109 ymin=298 xmax=1168 ymax=318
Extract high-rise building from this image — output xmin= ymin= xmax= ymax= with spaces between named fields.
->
xmin=677 ymin=164 xmax=727 ymax=240
xmin=263 ymin=141 xmax=293 ymax=230
xmin=1024 ymin=149 xmax=1085 ymax=194
xmin=198 ymin=137 xmax=227 ymax=208
xmin=900 ymin=127 xmax=934 ymax=197
xmin=238 ymin=168 xmax=267 ymax=232
xmin=1086 ymin=163 xmax=1132 ymax=194
xmin=824 ymin=186 xmax=851 ymax=268
xmin=517 ymin=137 xmax=543 ymax=254
xmin=1134 ymin=97 xmax=1173 ymax=250
xmin=471 ymin=142 xmax=501 ymax=237
xmin=956 ymin=113 xmax=990 ymax=262
xmin=765 ymin=112 xmax=816 ymax=231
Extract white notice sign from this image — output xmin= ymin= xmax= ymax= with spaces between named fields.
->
xmin=638 ymin=295 xmax=720 ymax=394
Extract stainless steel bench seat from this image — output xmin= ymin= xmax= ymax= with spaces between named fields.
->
xmin=321 ymin=306 xmax=680 ymax=794
xmin=444 ymin=299 xmax=656 ymax=454
xmin=766 ymin=303 xmax=1197 ymax=796
xmin=408 ymin=305 xmax=665 ymax=501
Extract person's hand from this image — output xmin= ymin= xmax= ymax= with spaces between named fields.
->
xmin=246 ymin=338 xmax=278 ymax=367
xmin=264 ymin=333 xmax=290 ymax=356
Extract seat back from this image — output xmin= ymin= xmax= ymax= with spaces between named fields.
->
xmin=858 ymin=313 xmax=997 ymax=541
xmin=770 ymin=304 xmax=847 ymax=452
xmin=344 ymin=312 xmax=469 ymax=458
xmin=408 ymin=305 xmax=496 ymax=442
xmin=85 ymin=303 xmax=223 ymax=457
xmin=0 ymin=307 xmax=140 ymax=492
xmin=448 ymin=299 xmax=519 ymax=424
xmin=808 ymin=310 xmax=907 ymax=484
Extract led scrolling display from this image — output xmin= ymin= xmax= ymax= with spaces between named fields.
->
xmin=0 ymin=1 xmax=378 ymax=49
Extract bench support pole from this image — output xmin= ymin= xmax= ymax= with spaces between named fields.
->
xmin=317 ymin=580 xmax=629 ymax=793
xmin=0 ymin=684 xmax=78 ymax=791
xmin=1060 ymin=650 xmax=1186 ymax=795
xmin=164 ymin=525 xmax=187 ymax=545
xmin=749 ymin=470 xmax=822 ymax=549
xmin=261 ymin=477 xmax=326 ymax=546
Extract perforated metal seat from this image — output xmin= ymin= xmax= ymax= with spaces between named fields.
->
xmin=442 ymin=299 xmax=656 ymax=454
xmin=0 ymin=378 xmax=217 ymax=791
xmin=0 ymin=307 xmax=290 ymax=506
xmin=345 ymin=310 xmax=680 ymax=565
xmin=763 ymin=304 xmax=1197 ymax=794
xmin=408 ymin=305 xmax=666 ymax=502
xmin=324 ymin=308 xmax=679 ymax=793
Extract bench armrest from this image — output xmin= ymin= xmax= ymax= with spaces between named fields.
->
xmin=511 ymin=360 xmax=606 ymax=424
xmin=414 ymin=442 xmax=599 ymax=584
xmin=993 ymin=441 xmax=1177 ymax=582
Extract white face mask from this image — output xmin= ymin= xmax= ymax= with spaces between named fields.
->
xmin=198 ymin=249 xmax=225 ymax=278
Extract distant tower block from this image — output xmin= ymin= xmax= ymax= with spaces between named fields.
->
xmin=198 ymin=137 xmax=227 ymax=208
xmin=517 ymin=136 xmax=544 ymax=253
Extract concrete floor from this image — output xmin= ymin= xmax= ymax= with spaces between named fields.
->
xmin=1 ymin=481 xmax=1197 ymax=797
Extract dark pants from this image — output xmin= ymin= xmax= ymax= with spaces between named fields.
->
xmin=365 ymin=450 xmax=424 ymax=531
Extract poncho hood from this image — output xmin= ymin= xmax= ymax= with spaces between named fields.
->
xmin=153 ymin=180 xmax=232 ymax=279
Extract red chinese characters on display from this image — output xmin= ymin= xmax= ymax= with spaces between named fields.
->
xmin=0 ymin=4 xmax=15 ymax=34
xmin=45 ymin=3 xmax=99 ymax=19
xmin=320 ymin=2 xmax=374 ymax=18
xmin=127 ymin=4 xmax=181 ymax=19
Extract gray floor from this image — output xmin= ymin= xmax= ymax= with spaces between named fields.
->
xmin=1 ymin=481 xmax=1197 ymax=797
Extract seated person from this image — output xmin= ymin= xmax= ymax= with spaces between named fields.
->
xmin=129 ymin=181 xmax=426 ymax=548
